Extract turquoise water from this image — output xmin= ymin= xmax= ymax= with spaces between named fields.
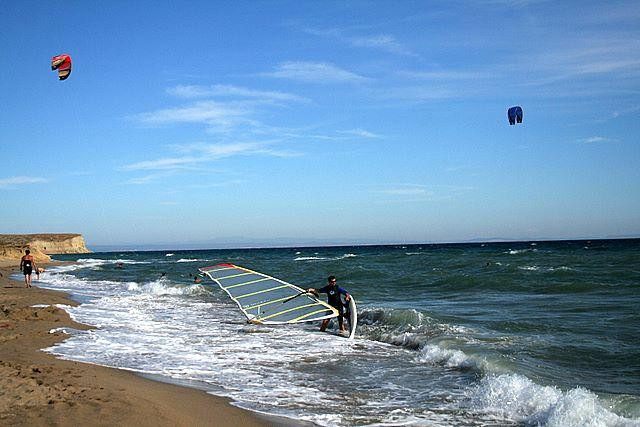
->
xmin=40 ymin=239 xmax=639 ymax=425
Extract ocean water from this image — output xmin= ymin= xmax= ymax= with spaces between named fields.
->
xmin=30 ymin=239 xmax=640 ymax=426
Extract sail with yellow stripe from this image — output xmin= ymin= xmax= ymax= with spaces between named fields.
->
xmin=199 ymin=264 xmax=339 ymax=325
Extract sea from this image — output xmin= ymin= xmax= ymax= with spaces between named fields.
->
xmin=27 ymin=239 xmax=640 ymax=426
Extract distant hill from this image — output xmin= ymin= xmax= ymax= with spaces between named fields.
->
xmin=0 ymin=233 xmax=91 ymax=262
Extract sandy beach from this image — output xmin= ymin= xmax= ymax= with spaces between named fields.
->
xmin=0 ymin=262 xmax=274 ymax=427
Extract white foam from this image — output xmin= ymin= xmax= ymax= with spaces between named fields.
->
xmin=518 ymin=265 xmax=574 ymax=272
xmin=127 ymin=278 xmax=207 ymax=296
xmin=468 ymin=374 xmax=638 ymax=426
xmin=176 ymin=258 xmax=209 ymax=263
xmin=37 ymin=258 xmax=636 ymax=427
xmin=295 ymin=256 xmax=328 ymax=261
xmin=166 ymin=253 xmax=174 ymax=257
xmin=49 ymin=327 xmax=86 ymax=336
xmin=76 ymin=258 xmax=150 ymax=264
xmin=506 ymin=249 xmax=536 ymax=255
xmin=418 ymin=344 xmax=478 ymax=370
xmin=294 ymin=254 xmax=357 ymax=262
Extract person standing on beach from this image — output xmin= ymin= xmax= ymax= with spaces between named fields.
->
xmin=308 ymin=276 xmax=351 ymax=333
xmin=19 ymin=249 xmax=36 ymax=288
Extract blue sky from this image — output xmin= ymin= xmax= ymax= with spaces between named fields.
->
xmin=1 ymin=0 xmax=639 ymax=247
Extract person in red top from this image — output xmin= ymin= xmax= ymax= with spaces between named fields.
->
xmin=19 ymin=249 xmax=37 ymax=288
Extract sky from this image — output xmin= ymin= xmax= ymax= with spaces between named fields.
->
xmin=1 ymin=0 xmax=639 ymax=248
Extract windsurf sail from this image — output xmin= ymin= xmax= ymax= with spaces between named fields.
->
xmin=199 ymin=264 xmax=339 ymax=325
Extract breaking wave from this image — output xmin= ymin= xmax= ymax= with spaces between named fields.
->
xmin=467 ymin=374 xmax=638 ymax=427
xmin=294 ymin=254 xmax=357 ymax=262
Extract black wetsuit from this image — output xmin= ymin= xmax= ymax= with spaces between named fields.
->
xmin=22 ymin=258 xmax=33 ymax=275
xmin=317 ymin=284 xmax=349 ymax=325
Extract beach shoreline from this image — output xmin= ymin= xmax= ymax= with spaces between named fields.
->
xmin=0 ymin=261 xmax=284 ymax=426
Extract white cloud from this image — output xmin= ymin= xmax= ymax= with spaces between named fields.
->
xmin=380 ymin=184 xmax=433 ymax=196
xmin=379 ymin=86 xmax=464 ymax=101
xmin=350 ymin=35 xmax=415 ymax=56
xmin=167 ymin=84 xmax=308 ymax=102
xmin=580 ymin=136 xmax=617 ymax=144
xmin=124 ymin=172 xmax=176 ymax=184
xmin=376 ymin=184 xmax=473 ymax=201
xmin=264 ymin=62 xmax=371 ymax=84
xmin=122 ymin=156 xmax=202 ymax=171
xmin=303 ymin=27 xmax=416 ymax=57
xmin=517 ymin=40 xmax=640 ymax=87
xmin=337 ymin=129 xmax=381 ymax=138
xmin=121 ymin=142 xmax=300 ymax=173
xmin=133 ymin=101 xmax=257 ymax=131
xmin=0 ymin=176 xmax=47 ymax=188
xmin=399 ymin=70 xmax=496 ymax=80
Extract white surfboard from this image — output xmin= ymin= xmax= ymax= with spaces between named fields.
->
xmin=320 ymin=296 xmax=357 ymax=339
xmin=346 ymin=296 xmax=357 ymax=340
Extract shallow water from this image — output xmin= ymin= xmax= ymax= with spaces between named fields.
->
xmin=33 ymin=239 xmax=640 ymax=425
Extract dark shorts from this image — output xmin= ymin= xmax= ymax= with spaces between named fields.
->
xmin=330 ymin=303 xmax=345 ymax=324
xmin=23 ymin=267 xmax=33 ymax=275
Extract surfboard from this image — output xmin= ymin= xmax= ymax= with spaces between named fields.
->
xmin=323 ymin=296 xmax=357 ymax=339
xmin=346 ymin=296 xmax=357 ymax=339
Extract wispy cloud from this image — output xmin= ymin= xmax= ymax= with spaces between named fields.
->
xmin=375 ymin=183 xmax=474 ymax=202
xmin=349 ymin=35 xmax=415 ymax=56
xmin=580 ymin=136 xmax=617 ymax=144
xmin=515 ymin=39 xmax=640 ymax=88
xmin=597 ymin=105 xmax=640 ymax=122
xmin=337 ymin=129 xmax=381 ymax=139
xmin=378 ymin=86 xmax=464 ymax=101
xmin=0 ymin=176 xmax=47 ymax=189
xmin=278 ymin=128 xmax=381 ymax=141
xmin=133 ymin=101 xmax=256 ymax=131
xmin=446 ymin=165 xmax=477 ymax=172
xmin=123 ymin=172 xmax=177 ymax=184
xmin=383 ymin=188 xmax=431 ymax=196
xmin=399 ymin=70 xmax=496 ymax=80
xmin=380 ymin=184 xmax=433 ymax=196
xmin=122 ymin=156 xmax=203 ymax=172
xmin=122 ymin=142 xmax=300 ymax=174
xmin=303 ymin=27 xmax=416 ymax=57
xmin=167 ymin=84 xmax=308 ymax=103
xmin=263 ymin=61 xmax=371 ymax=84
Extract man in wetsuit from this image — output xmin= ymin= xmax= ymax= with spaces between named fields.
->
xmin=19 ymin=249 xmax=36 ymax=288
xmin=308 ymin=276 xmax=351 ymax=333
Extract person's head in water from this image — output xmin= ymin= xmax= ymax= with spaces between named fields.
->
xmin=327 ymin=275 xmax=336 ymax=286
xmin=25 ymin=249 xmax=30 ymax=255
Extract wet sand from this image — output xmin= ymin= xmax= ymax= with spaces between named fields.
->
xmin=0 ymin=262 xmax=278 ymax=426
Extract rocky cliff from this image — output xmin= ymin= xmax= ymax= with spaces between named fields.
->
xmin=0 ymin=234 xmax=91 ymax=263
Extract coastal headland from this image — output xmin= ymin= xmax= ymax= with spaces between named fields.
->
xmin=0 ymin=233 xmax=91 ymax=263
xmin=0 ymin=260 xmax=274 ymax=426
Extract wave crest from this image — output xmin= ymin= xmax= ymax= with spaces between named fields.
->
xmin=467 ymin=374 xmax=636 ymax=426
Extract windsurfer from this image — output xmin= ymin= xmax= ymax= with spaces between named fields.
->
xmin=308 ymin=276 xmax=350 ymax=333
